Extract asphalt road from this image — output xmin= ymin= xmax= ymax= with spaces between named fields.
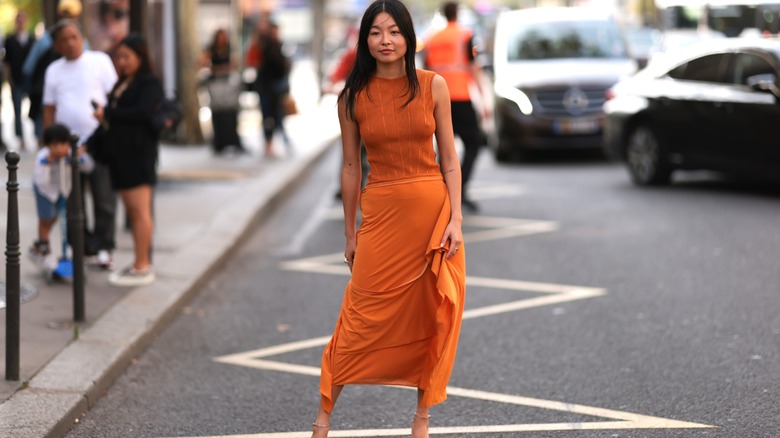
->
xmin=65 ymin=147 xmax=780 ymax=438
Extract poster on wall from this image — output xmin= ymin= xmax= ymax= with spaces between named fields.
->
xmin=85 ymin=0 xmax=130 ymax=54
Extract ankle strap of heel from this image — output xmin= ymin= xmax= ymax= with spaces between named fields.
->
xmin=413 ymin=412 xmax=430 ymax=421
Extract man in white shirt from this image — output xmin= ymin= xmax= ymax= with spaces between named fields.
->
xmin=43 ymin=19 xmax=118 ymax=268
xmin=22 ymin=0 xmax=86 ymax=142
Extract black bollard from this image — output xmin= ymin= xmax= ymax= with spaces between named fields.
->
xmin=68 ymin=136 xmax=86 ymax=323
xmin=5 ymin=151 xmax=20 ymax=381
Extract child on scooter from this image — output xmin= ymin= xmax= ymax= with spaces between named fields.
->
xmin=29 ymin=124 xmax=94 ymax=271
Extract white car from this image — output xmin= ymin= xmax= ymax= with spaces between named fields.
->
xmin=491 ymin=7 xmax=637 ymax=161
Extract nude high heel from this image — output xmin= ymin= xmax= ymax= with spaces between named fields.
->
xmin=311 ymin=422 xmax=329 ymax=437
xmin=412 ymin=412 xmax=430 ymax=437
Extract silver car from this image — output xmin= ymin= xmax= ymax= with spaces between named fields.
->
xmin=491 ymin=7 xmax=637 ymax=161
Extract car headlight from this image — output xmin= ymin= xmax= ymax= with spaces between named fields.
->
xmin=494 ymin=83 xmax=533 ymax=115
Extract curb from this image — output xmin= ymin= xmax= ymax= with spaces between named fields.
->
xmin=0 ymin=132 xmax=340 ymax=438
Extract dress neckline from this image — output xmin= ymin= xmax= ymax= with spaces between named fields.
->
xmin=373 ymin=74 xmax=406 ymax=81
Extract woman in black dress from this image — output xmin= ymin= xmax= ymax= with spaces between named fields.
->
xmin=256 ymin=22 xmax=292 ymax=157
xmin=93 ymin=34 xmax=162 ymax=286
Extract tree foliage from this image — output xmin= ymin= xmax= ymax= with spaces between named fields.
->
xmin=0 ymin=0 xmax=43 ymax=35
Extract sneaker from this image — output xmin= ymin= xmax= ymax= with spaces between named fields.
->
xmin=28 ymin=240 xmax=51 ymax=268
xmin=96 ymin=250 xmax=113 ymax=270
xmin=109 ymin=265 xmax=155 ymax=287
xmin=43 ymin=254 xmax=58 ymax=272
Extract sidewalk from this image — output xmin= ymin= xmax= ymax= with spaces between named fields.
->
xmin=0 ymin=66 xmax=341 ymax=437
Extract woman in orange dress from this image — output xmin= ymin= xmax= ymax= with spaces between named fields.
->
xmin=311 ymin=1 xmax=466 ymax=437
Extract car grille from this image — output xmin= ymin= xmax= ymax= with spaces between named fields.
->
xmin=531 ymin=87 xmax=606 ymax=116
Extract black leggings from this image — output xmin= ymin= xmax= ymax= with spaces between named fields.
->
xmin=80 ymin=163 xmax=117 ymax=253
xmin=259 ymin=89 xmax=288 ymax=144
xmin=451 ymin=101 xmax=482 ymax=192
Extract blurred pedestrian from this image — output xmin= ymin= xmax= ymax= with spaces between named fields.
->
xmin=424 ymin=1 xmax=489 ymax=212
xmin=244 ymin=16 xmax=268 ymax=71
xmin=310 ymin=1 xmax=465 ymax=437
xmin=29 ymin=123 xmax=94 ymax=272
xmin=244 ymin=16 xmax=270 ymax=73
xmin=201 ymin=28 xmax=244 ymax=155
xmin=23 ymin=0 xmax=85 ymax=144
xmin=324 ymin=25 xmax=358 ymax=95
xmin=91 ymin=34 xmax=161 ymax=286
xmin=4 ymin=11 xmax=35 ymax=150
xmin=256 ymin=21 xmax=292 ymax=158
xmin=201 ymin=28 xmax=235 ymax=77
xmin=43 ymin=19 xmax=118 ymax=269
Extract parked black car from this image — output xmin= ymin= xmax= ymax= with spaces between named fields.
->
xmin=603 ymin=38 xmax=780 ymax=185
xmin=491 ymin=7 xmax=637 ymax=162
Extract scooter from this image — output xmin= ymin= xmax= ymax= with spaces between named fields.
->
xmin=48 ymin=206 xmax=72 ymax=283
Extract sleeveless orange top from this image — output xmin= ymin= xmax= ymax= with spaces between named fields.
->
xmin=355 ymin=69 xmax=441 ymax=184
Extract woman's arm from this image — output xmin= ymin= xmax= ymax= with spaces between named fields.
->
xmin=432 ymin=74 xmax=464 ymax=259
xmin=198 ymin=49 xmax=211 ymax=70
xmin=338 ymin=95 xmax=362 ymax=270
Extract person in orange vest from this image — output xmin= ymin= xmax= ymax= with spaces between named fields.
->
xmin=424 ymin=1 xmax=488 ymax=212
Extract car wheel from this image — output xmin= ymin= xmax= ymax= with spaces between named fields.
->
xmin=625 ymin=124 xmax=672 ymax=186
xmin=494 ymin=133 xmax=520 ymax=162
xmin=495 ymin=146 xmax=513 ymax=163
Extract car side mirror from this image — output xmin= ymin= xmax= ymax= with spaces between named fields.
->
xmin=746 ymin=73 xmax=780 ymax=98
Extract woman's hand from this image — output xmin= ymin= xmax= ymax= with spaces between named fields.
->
xmin=93 ymin=105 xmax=105 ymax=124
xmin=344 ymin=235 xmax=357 ymax=272
xmin=440 ymin=220 xmax=463 ymax=260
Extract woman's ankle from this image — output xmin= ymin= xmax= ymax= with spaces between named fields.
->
xmin=132 ymin=263 xmax=152 ymax=272
xmin=311 ymin=418 xmax=329 ymax=437
xmin=412 ymin=410 xmax=430 ymax=436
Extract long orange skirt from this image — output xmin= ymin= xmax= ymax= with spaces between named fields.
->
xmin=319 ymin=175 xmax=466 ymax=412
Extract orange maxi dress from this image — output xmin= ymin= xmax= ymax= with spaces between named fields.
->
xmin=319 ymin=69 xmax=466 ymax=412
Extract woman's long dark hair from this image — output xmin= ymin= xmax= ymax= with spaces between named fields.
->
xmin=118 ymin=33 xmax=154 ymax=80
xmin=339 ymin=0 xmax=419 ymax=120
xmin=210 ymin=28 xmax=230 ymax=53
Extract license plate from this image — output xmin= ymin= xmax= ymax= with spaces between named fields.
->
xmin=553 ymin=118 xmax=600 ymax=135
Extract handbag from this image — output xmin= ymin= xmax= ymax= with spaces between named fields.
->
xmin=153 ymin=96 xmax=183 ymax=135
xmin=207 ymin=74 xmax=241 ymax=111
xmin=85 ymin=124 xmax=110 ymax=164
xmin=283 ymin=95 xmax=298 ymax=116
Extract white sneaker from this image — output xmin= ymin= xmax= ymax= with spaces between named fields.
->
xmin=96 ymin=250 xmax=113 ymax=270
xmin=27 ymin=240 xmax=51 ymax=268
xmin=109 ymin=265 xmax=155 ymax=287
xmin=43 ymin=254 xmax=58 ymax=272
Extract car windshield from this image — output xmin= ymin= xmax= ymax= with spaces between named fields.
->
xmin=507 ymin=19 xmax=627 ymax=61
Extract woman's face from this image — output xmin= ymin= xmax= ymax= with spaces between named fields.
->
xmin=367 ymin=12 xmax=406 ymax=66
xmin=115 ymin=44 xmax=141 ymax=77
xmin=216 ymin=30 xmax=228 ymax=47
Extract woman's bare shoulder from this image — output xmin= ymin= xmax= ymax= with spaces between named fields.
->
xmin=430 ymin=73 xmax=450 ymax=98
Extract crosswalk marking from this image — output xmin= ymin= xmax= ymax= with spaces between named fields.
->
xmin=195 ymin=214 xmax=714 ymax=436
